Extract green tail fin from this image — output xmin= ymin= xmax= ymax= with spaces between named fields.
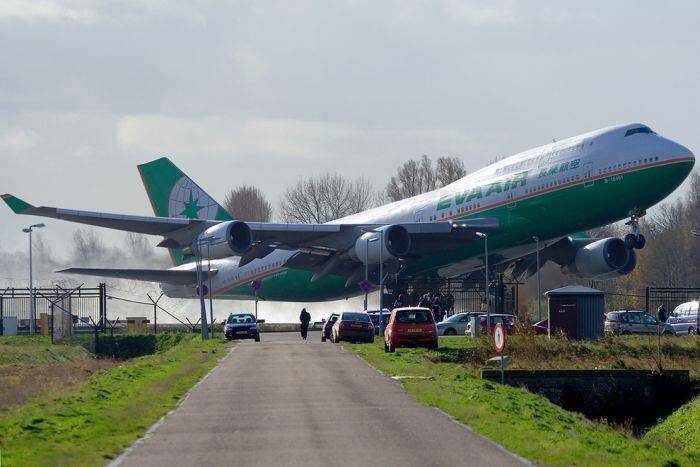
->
xmin=1 ymin=194 xmax=35 ymax=214
xmin=137 ymin=157 xmax=233 ymax=265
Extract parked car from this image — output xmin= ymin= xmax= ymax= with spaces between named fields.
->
xmin=223 ymin=313 xmax=261 ymax=341
xmin=384 ymin=307 xmax=438 ymax=352
xmin=465 ymin=314 xmax=517 ymax=336
xmin=604 ymin=310 xmax=675 ymax=335
xmin=533 ymin=319 xmax=549 ymax=334
xmin=436 ymin=312 xmax=479 ymax=336
xmin=668 ymin=301 xmax=698 ymax=335
xmin=367 ymin=309 xmax=391 ymax=335
xmin=321 ymin=313 xmax=339 ymax=342
xmin=332 ymin=312 xmax=374 ymax=343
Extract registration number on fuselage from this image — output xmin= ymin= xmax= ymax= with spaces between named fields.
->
xmin=604 ymin=175 xmax=623 ymax=183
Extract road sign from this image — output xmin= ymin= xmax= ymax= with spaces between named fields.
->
xmin=493 ymin=323 xmax=506 ymax=353
xmin=359 ymin=279 xmax=373 ymax=292
xmin=251 ymin=279 xmax=262 ymax=291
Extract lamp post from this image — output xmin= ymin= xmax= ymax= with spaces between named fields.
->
xmin=691 ymin=229 xmax=700 ymax=336
xmin=206 ymin=242 xmax=215 ymax=338
xmin=22 ymin=223 xmax=45 ymax=334
xmin=476 ymin=232 xmax=490 ymax=333
xmin=364 ymin=238 xmax=370 ymax=311
xmin=195 ymin=236 xmax=215 ymax=340
xmin=533 ymin=236 xmax=542 ymax=322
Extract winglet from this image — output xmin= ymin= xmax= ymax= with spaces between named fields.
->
xmin=1 ymin=194 xmax=35 ymax=214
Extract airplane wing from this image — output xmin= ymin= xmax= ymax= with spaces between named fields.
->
xmin=1 ymin=194 xmax=215 ymax=236
xmin=58 ymin=267 xmax=217 ymax=285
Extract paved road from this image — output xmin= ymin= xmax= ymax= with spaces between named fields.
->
xmin=115 ymin=332 xmax=525 ymax=467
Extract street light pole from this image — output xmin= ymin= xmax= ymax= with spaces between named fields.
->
xmin=533 ymin=236 xmax=542 ymax=322
xmin=22 ymin=223 xmax=45 ymax=334
xmin=207 ymin=242 xmax=215 ymax=338
xmin=379 ymin=229 xmax=384 ymax=335
xmin=476 ymin=232 xmax=490 ymax=333
xmin=195 ymin=238 xmax=210 ymax=340
xmin=364 ymin=238 xmax=369 ymax=311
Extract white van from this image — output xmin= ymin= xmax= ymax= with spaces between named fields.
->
xmin=668 ymin=301 xmax=699 ymax=335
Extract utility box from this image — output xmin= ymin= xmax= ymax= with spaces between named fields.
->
xmin=127 ymin=317 xmax=149 ymax=334
xmin=545 ymin=285 xmax=605 ymax=340
xmin=2 ymin=316 xmax=18 ymax=336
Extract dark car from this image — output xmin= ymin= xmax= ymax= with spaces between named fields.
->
xmin=384 ymin=307 xmax=437 ymax=352
xmin=321 ymin=313 xmax=339 ymax=342
xmin=332 ymin=312 xmax=374 ymax=343
xmin=366 ymin=309 xmax=391 ymax=335
xmin=223 ymin=313 xmax=260 ymax=341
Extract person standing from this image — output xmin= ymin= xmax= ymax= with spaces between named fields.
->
xmin=299 ymin=308 xmax=311 ymax=340
xmin=393 ymin=294 xmax=405 ymax=310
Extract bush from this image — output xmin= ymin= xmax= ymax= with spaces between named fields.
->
xmin=95 ymin=334 xmax=185 ymax=359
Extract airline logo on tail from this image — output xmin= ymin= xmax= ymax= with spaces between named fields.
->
xmin=168 ymin=176 xmax=220 ymax=220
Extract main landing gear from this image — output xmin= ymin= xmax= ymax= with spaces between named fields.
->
xmin=624 ymin=213 xmax=646 ymax=250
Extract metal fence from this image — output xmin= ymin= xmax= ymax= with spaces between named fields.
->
xmin=392 ymin=275 xmax=520 ymax=315
xmin=645 ymin=287 xmax=700 ymax=315
xmin=0 ymin=284 xmax=106 ymax=336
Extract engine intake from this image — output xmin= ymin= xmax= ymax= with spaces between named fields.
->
xmin=196 ymin=220 xmax=252 ymax=259
xmin=561 ymin=237 xmax=636 ymax=279
xmin=349 ymin=225 xmax=411 ymax=264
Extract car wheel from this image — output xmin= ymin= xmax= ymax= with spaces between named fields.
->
xmin=663 ymin=330 xmax=674 ymax=336
xmin=384 ymin=341 xmax=389 ymax=353
xmin=445 ymin=328 xmax=456 ymax=336
xmin=255 ymin=335 xmax=260 ymax=342
xmin=688 ymin=326 xmax=695 ymax=335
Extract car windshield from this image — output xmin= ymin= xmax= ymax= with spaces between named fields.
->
xmin=227 ymin=314 xmax=255 ymax=324
xmin=444 ymin=313 xmax=466 ymax=322
xmin=607 ymin=312 xmax=619 ymax=321
xmin=342 ymin=312 xmax=371 ymax=323
xmin=396 ymin=310 xmax=432 ymax=324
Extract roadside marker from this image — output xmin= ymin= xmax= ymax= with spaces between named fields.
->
xmin=493 ymin=323 xmax=506 ymax=384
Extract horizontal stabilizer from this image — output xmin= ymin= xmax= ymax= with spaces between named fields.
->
xmin=58 ymin=268 xmax=217 ymax=285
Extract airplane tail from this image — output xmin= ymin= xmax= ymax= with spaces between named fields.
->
xmin=138 ymin=157 xmax=233 ymax=265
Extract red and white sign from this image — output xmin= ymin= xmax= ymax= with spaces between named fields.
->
xmin=493 ymin=323 xmax=506 ymax=353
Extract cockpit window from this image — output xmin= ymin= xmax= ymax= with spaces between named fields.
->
xmin=624 ymin=126 xmax=656 ymax=137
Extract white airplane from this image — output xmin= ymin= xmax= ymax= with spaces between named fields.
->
xmin=2 ymin=123 xmax=694 ymax=302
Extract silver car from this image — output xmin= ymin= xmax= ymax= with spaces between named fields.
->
xmin=668 ymin=301 xmax=698 ymax=335
xmin=436 ymin=312 xmax=474 ymax=336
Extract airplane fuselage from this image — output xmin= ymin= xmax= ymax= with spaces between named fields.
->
xmin=162 ymin=123 xmax=694 ymax=301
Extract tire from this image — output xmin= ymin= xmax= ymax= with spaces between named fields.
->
xmin=663 ymin=330 xmax=674 ymax=336
xmin=445 ymin=328 xmax=456 ymax=336
xmin=368 ymin=336 xmax=375 ymax=344
xmin=624 ymin=233 xmax=637 ymax=249
xmin=384 ymin=341 xmax=389 ymax=353
xmin=255 ymin=335 xmax=260 ymax=342
xmin=689 ymin=326 xmax=696 ymax=335
xmin=321 ymin=336 xmax=326 ymax=342
xmin=635 ymin=234 xmax=646 ymax=249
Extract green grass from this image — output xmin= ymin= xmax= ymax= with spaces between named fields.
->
xmin=0 ymin=335 xmax=92 ymax=366
xmin=0 ymin=336 xmax=228 ymax=466
xmin=345 ymin=338 xmax=698 ymax=466
xmin=645 ymin=395 xmax=700 ymax=458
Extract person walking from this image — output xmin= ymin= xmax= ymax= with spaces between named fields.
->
xmin=393 ymin=294 xmax=405 ymax=310
xmin=299 ymin=308 xmax=311 ymax=340
xmin=657 ymin=304 xmax=669 ymax=324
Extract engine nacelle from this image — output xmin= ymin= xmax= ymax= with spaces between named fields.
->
xmin=349 ymin=225 xmax=411 ymax=264
xmin=561 ymin=237 xmax=636 ymax=279
xmin=195 ymin=221 xmax=252 ymax=259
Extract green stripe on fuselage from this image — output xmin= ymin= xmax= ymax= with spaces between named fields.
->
xmin=219 ymin=160 xmax=694 ymax=302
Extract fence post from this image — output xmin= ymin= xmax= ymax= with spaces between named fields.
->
xmin=100 ymin=283 xmax=107 ymax=331
xmin=0 ymin=296 xmax=3 ymax=336
xmin=645 ymin=286 xmax=650 ymax=314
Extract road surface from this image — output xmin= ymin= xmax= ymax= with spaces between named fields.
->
xmin=115 ymin=331 xmax=525 ymax=466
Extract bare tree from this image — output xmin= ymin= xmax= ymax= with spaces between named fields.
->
xmin=436 ymin=156 xmax=466 ymax=186
xmin=280 ymin=173 xmax=374 ymax=223
xmin=386 ymin=155 xmax=464 ymax=202
xmin=223 ymin=185 xmax=273 ymax=222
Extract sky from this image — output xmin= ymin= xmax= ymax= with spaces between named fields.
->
xmin=1 ymin=1 xmax=699 ymax=321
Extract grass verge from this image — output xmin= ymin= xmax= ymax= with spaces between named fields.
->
xmin=345 ymin=338 xmax=698 ymax=466
xmin=645 ymin=395 xmax=700 ymax=458
xmin=0 ymin=336 xmax=227 ymax=466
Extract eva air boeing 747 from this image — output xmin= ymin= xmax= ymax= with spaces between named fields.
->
xmin=2 ymin=123 xmax=695 ymax=302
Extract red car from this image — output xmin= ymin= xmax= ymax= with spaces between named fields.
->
xmin=384 ymin=307 xmax=438 ymax=352
xmin=465 ymin=314 xmax=518 ymax=336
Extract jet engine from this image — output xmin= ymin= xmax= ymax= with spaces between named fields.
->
xmin=349 ymin=225 xmax=411 ymax=264
xmin=560 ymin=237 xmax=636 ymax=279
xmin=195 ymin=220 xmax=252 ymax=259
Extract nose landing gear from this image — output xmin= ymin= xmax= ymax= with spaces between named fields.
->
xmin=625 ymin=214 xmax=646 ymax=249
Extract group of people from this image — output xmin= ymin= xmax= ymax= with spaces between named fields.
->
xmin=393 ymin=293 xmax=454 ymax=323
